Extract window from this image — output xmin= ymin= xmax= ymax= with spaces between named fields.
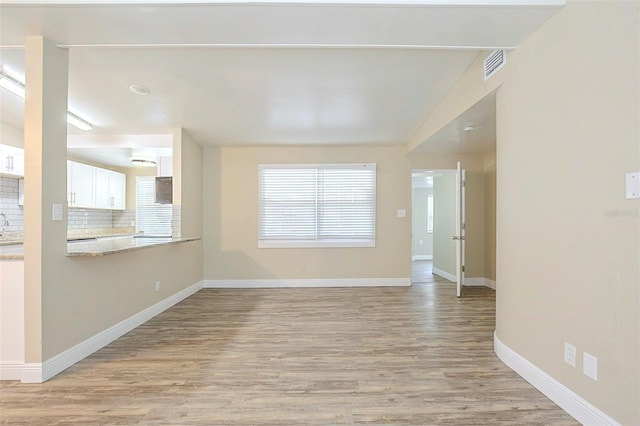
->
xmin=136 ymin=176 xmax=172 ymax=236
xmin=259 ymin=164 xmax=376 ymax=248
xmin=427 ymin=193 xmax=434 ymax=233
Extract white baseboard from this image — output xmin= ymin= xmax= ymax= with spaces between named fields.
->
xmin=412 ymin=255 xmax=433 ymax=261
xmin=204 ymin=277 xmax=411 ymax=288
xmin=431 ymin=267 xmax=456 ymax=282
xmin=494 ymin=331 xmax=619 ymax=426
xmin=21 ymin=281 xmax=204 ymax=384
xmin=464 ymin=277 xmax=496 ymax=290
xmin=0 ymin=362 xmax=23 ymax=380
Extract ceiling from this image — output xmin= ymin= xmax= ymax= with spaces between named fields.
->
xmin=0 ymin=1 xmax=563 ymax=163
xmin=412 ymin=90 xmax=497 ymax=155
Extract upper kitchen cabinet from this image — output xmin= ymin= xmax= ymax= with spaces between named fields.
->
xmin=68 ymin=161 xmax=96 ymax=208
xmin=0 ymin=144 xmax=25 ymax=177
xmin=68 ymin=161 xmax=127 ymax=210
xmin=95 ymin=168 xmax=126 ymax=210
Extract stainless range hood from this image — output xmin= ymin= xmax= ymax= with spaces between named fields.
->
xmin=155 ymin=176 xmax=173 ymax=204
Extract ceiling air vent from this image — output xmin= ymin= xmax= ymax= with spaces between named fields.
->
xmin=484 ymin=49 xmax=506 ymax=81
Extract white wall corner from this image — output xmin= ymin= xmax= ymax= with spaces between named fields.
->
xmin=494 ymin=331 xmax=620 ymax=426
xmin=21 ymin=280 xmax=204 ymax=383
xmin=431 ymin=267 xmax=456 ymax=282
xmin=203 ymin=277 xmax=411 ymax=289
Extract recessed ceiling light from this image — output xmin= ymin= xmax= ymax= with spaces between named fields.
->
xmin=129 ymin=84 xmax=150 ymax=96
xmin=463 ymin=125 xmax=475 ymax=132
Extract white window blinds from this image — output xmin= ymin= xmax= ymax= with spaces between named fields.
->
xmin=259 ymin=164 xmax=376 ymax=248
xmin=136 ymin=176 xmax=172 ymax=236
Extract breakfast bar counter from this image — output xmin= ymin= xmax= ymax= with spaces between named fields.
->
xmin=0 ymin=236 xmax=200 ymax=259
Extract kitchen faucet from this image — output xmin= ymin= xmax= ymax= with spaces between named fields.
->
xmin=0 ymin=213 xmax=8 ymax=236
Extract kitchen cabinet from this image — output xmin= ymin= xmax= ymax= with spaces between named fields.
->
xmin=95 ymin=168 xmax=126 ymax=210
xmin=68 ymin=161 xmax=126 ymax=210
xmin=0 ymin=144 xmax=25 ymax=177
xmin=68 ymin=161 xmax=96 ymax=208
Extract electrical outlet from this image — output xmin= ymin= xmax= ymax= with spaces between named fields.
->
xmin=564 ymin=342 xmax=576 ymax=367
xmin=155 ymin=281 xmax=161 ymax=292
xmin=583 ymin=352 xmax=598 ymax=381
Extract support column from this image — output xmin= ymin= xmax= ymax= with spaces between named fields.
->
xmin=23 ymin=37 xmax=68 ymax=380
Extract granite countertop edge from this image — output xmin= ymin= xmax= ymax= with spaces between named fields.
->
xmin=0 ymin=237 xmax=201 ymax=260
xmin=66 ymin=236 xmax=201 ymax=257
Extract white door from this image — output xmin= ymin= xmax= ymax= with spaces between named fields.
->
xmin=455 ymin=161 xmax=467 ymax=298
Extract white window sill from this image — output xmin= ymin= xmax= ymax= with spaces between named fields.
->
xmin=259 ymin=239 xmax=375 ymax=249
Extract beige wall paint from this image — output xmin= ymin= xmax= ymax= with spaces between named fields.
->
xmin=0 ymin=260 xmax=24 ymax=365
xmin=407 ymin=52 xmax=505 ymax=153
xmin=202 ymin=146 xmax=411 ymax=280
xmin=23 ymin=37 xmax=69 ymax=363
xmin=411 ymin=188 xmax=433 ymax=257
xmin=484 ymin=152 xmax=496 ymax=282
xmin=37 ymin=129 xmax=203 ymax=360
xmin=22 ymin=39 xmax=204 ymax=363
xmin=174 ymin=129 xmax=203 ymax=238
xmin=493 ymin=2 xmax=638 ymax=424
xmin=124 ymin=166 xmax=156 ymax=211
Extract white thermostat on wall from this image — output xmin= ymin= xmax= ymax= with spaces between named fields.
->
xmin=626 ymin=172 xmax=640 ymax=199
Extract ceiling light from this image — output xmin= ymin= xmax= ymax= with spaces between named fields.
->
xmin=129 ymin=84 xmax=150 ymax=96
xmin=0 ymin=72 xmax=26 ymax=98
xmin=67 ymin=112 xmax=93 ymax=132
xmin=130 ymin=157 xmax=157 ymax=168
xmin=463 ymin=126 xmax=475 ymax=132
xmin=0 ymin=71 xmax=94 ymax=131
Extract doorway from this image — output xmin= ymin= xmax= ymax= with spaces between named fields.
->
xmin=411 ymin=169 xmax=458 ymax=285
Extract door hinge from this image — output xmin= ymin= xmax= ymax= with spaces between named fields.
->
xmin=462 ymin=265 xmax=465 ymax=273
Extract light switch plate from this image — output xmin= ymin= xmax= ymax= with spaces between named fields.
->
xmin=397 ymin=209 xmax=406 ymax=218
xmin=52 ymin=203 xmax=63 ymax=221
xmin=626 ymin=172 xmax=640 ymax=199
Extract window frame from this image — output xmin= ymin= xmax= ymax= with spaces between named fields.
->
xmin=258 ymin=163 xmax=376 ymax=249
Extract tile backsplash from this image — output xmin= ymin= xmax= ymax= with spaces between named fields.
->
xmin=1 ymin=176 xmax=136 ymax=235
xmin=67 ymin=208 xmax=135 ymax=230
xmin=0 ymin=177 xmax=23 ymax=232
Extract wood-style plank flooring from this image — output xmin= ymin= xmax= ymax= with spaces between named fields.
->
xmin=0 ymin=261 xmax=576 ymax=425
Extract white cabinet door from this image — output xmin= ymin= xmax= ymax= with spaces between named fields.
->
xmin=68 ymin=161 xmax=125 ymax=210
xmin=0 ymin=145 xmax=25 ymax=177
xmin=109 ymin=171 xmax=126 ymax=210
xmin=94 ymin=168 xmax=111 ymax=209
xmin=94 ymin=168 xmax=126 ymax=210
xmin=68 ymin=161 xmax=96 ymax=208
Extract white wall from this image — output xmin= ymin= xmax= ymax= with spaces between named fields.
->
xmin=411 ymin=187 xmax=433 ymax=259
xmin=0 ymin=123 xmax=24 ymax=149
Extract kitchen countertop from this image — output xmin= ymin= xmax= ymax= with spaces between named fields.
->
xmin=0 ymin=236 xmax=200 ymax=259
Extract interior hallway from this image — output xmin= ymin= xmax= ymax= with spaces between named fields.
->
xmin=0 ymin=278 xmax=575 ymax=424
xmin=412 ymin=259 xmax=442 ymax=285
